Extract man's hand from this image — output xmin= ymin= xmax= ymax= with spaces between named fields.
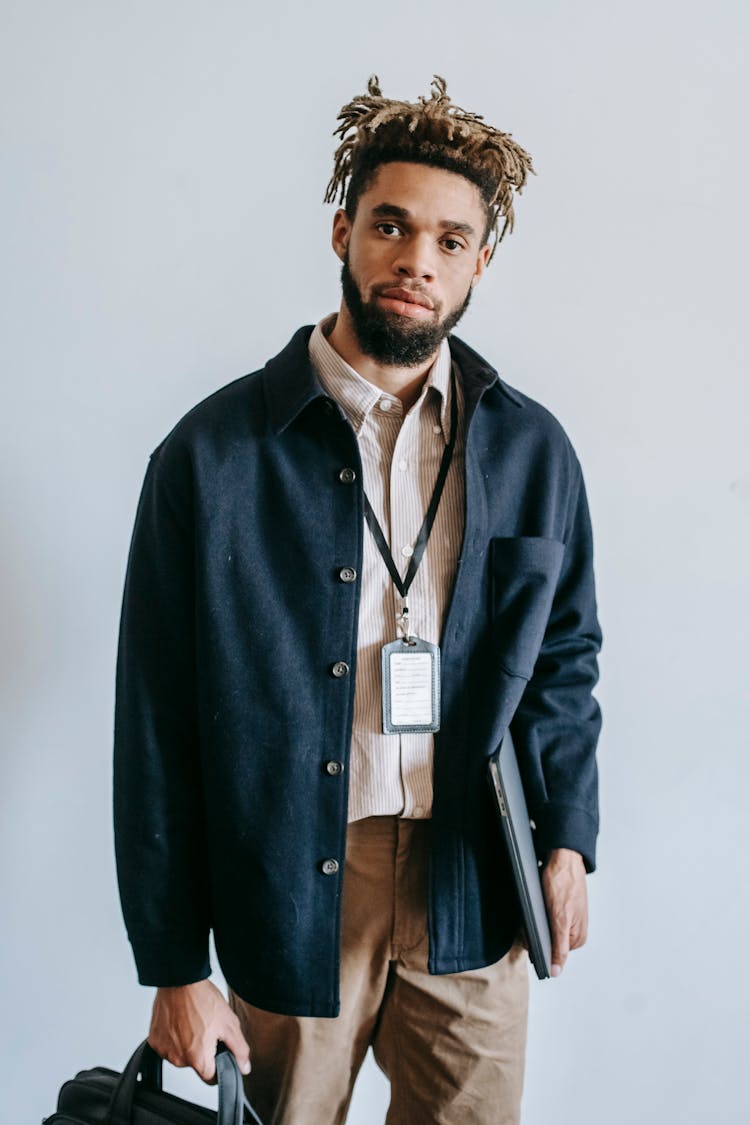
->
xmin=541 ymin=847 xmax=588 ymax=977
xmin=148 ymin=979 xmax=251 ymax=1083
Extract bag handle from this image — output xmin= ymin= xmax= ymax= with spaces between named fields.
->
xmin=107 ymin=1039 xmax=263 ymax=1125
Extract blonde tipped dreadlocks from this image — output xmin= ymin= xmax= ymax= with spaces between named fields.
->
xmin=325 ymin=75 xmax=535 ymax=261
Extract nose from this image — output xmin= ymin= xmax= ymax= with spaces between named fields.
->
xmin=392 ymin=234 xmax=437 ymax=282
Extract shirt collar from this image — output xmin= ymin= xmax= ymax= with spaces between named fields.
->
xmin=309 ymin=314 xmax=455 ymax=441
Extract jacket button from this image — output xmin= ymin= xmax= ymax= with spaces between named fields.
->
xmin=338 ymin=468 xmax=356 ymax=484
xmin=331 ymin=661 xmax=350 ymax=678
xmin=321 ymin=858 xmax=339 ymax=875
xmin=325 ymin=760 xmax=344 ymax=776
xmin=339 ymin=567 xmax=357 ymax=583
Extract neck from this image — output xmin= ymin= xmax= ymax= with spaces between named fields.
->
xmin=327 ymin=303 xmax=439 ymax=412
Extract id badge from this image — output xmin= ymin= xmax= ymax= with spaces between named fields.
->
xmin=381 ymin=637 xmax=441 ymax=734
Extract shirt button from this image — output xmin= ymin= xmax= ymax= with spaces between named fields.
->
xmin=401 ymin=545 xmax=414 ymax=558
xmin=413 ymin=805 xmax=424 ymax=816
xmin=339 ymin=567 xmax=357 ymax=583
xmin=331 ymin=661 xmax=350 ymax=678
xmin=379 ymin=399 xmax=393 ymax=412
xmin=338 ymin=468 xmax=356 ymax=484
xmin=325 ymin=760 xmax=344 ymax=776
xmin=321 ymin=858 xmax=340 ymax=875
xmin=433 ymin=425 xmax=442 ymax=435
xmin=398 ymin=459 xmax=408 ymax=472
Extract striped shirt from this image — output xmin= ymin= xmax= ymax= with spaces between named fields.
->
xmin=309 ymin=315 xmax=466 ymax=821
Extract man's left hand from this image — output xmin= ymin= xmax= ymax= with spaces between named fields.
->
xmin=541 ymin=847 xmax=588 ymax=977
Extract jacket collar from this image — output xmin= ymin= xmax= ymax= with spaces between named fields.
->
xmin=447 ymin=334 xmax=525 ymax=412
xmin=263 ymin=326 xmax=325 ymax=433
xmin=262 ymin=325 xmax=524 ymax=434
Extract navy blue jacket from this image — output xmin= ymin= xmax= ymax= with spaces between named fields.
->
xmin=114 ymin=326 xmax=602 ymax=1017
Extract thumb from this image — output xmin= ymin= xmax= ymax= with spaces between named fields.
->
xmin=551 ymin=921 xmax=570 ymax=978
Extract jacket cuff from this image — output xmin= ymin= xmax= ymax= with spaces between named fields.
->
xmin=130 ymin=937 xmax=212 ymax=988
xmin=531 ymin=801 xmax=598 ymax=873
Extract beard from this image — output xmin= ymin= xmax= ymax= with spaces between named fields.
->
xmin=340 ymin=254 xmax=473 ymax=367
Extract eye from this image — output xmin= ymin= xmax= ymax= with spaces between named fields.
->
xmin=375 ymin=222 xmax=402 ymax=237
xmin=441 ymin=237 xmax=465 ymax=253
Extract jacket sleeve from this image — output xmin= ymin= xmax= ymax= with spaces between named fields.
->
xmin=510 ymin=461 xmax=603 ymax=872
xmin=113 ymin=447 xmax=212 ymax=985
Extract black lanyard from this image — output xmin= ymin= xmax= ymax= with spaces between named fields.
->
xmin=363 ymin=367 xmax=458 ymax=616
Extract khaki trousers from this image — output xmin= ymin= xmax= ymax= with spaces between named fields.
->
xmin=230 ymin=816 xmax=529 ymax=1124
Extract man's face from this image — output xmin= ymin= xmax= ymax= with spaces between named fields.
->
xmin=332 ymin=162 xmax=491 ymax=367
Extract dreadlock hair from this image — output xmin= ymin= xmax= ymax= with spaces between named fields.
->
xmin=324 ymin=75 xmax=535 ymax=262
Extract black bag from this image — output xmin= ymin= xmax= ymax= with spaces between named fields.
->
xmin=43 ymin=1039 xmax=263 ymax=1125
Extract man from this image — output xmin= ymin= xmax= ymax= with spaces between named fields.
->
xmin=114 ymin=75 xmax=602 ymax=1124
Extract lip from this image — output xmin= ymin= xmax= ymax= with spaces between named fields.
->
xmin=379 ymin=287 xmax=434 ymax=310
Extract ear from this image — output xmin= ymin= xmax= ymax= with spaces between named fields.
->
xmin=331 ymin=208 xmax=352 ymax=262
xmin=470 ymin=242 xmax=492 ymax=287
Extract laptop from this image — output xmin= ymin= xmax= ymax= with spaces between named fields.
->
xmin=487 ymin=728 xmax=552 ymax=980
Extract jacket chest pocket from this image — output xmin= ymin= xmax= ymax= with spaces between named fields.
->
xmin=490 ymin=536 xmax=565 ymax=679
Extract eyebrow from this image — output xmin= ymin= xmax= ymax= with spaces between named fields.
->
xmin=370 ymin=202 xmax=477 ymax=238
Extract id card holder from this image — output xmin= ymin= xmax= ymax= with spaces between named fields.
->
xmin=381 ymin=637 xmax=441 ymax=734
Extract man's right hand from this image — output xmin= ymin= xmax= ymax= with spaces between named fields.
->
xmin=147 ymin=978 xmax=251 ymax=1083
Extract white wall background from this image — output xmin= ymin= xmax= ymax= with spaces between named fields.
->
xmin=2 ymin=1 xmax=748 ymax=1121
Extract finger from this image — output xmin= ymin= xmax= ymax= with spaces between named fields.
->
xmin=159 ymin=1049 xmax=190 ymax=1070
xmin=221 ymin=1025 xmax=252 ymax=1075
xmin=147 ymin=1035 xmax=184 ymax=1070
xmin=569 ymin=920 xmax=588 ymax=951
xmin=195 ymin=1047 xmax=217 ymax=1084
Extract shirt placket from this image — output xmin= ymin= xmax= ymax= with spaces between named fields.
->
xmin=389 ymin=399 xmax=432 ymax=818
